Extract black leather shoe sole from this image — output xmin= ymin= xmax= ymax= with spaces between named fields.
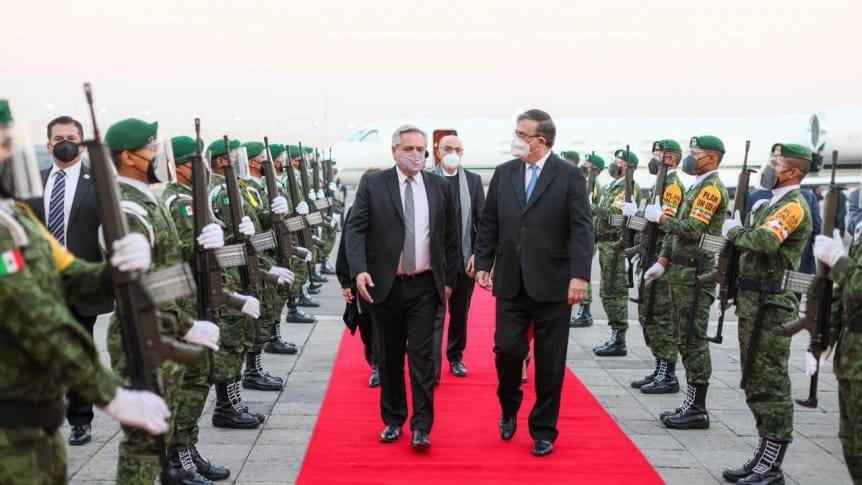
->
xmin=663 ymin=415 xmax=710 ymax=430
xmin=722 ymin=467 xmax=752 ymax=483
xmin=641 ymin=381 xmax=680 ymax=394
xmin=594 ymin=348 xmax=627 ymax=357
xmin=198 ymin=467 xmax=230 ymax=482
xmin=212 ymin=415 xmax=260 ymax=429
xmin=264 ymin=342 xmax=299 ymax=354
xmin=241 ymin=378 xmax=284 ymax=392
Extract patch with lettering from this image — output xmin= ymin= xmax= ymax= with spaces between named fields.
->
xmin=662 ymin=184 xmax=683 ymax=217
xmin=689 ymin=185 xmax=722 ymax=224
xmin=762 ymin=201 xmax=804 ymax=242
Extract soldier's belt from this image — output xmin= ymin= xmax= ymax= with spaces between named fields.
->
xmin=737 ymin=276 xmax=783 ymax=295
xmin=0 ymin=399 xmax=65 ymax=429
xmin=669 ymin=254 xmax=698 ymax=267
xmin=597 ymin=234 xmax=620 ymax=242
xmin=842 ymin=316 xmax=862 ymax=333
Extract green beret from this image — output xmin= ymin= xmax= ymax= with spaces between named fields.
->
xmin=584 ymin=153 xmax=605 ymax=170
xmin=0 ymin=99 xmax=12 ymax=125
xmin=613 ymin=148 xmax=638 ymax=167
xmin=771 ymin=143 xmax=812 ymax=162
xmin=171 ymin=136 xmax=202 ymax=164
xmin=652 ymin=139 xmax=682 ymax=155
xmin=302 ymin=146 xmax=314 ymax=154
xmin=287 ymin=145 xmax=301 ymax=158
xmin=689 ymin=135 xmax=725 ymax=154
xmin=269 ymin=143 xmax=286 ymax=159
xmin=105 ymin=118 xmax=158 ymax=152
xmin=242 ymin=141 xmax=265 ymax=159
xmin=207 ymin=138 xmax=241 ymax=158
xmin=561 ymin=151 xmax=580 ymax=162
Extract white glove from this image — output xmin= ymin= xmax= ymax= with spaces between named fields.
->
xmin=308 ymin=189 xmax=317 ymax=200
xmin=102 ymin=388 xmax=170 ymax=436
xmin=238 ymin=216 xmax=256 ymax=237
xmin=805 ymin=350 xmax=830 ymax=376
xmin=814 ymin=228 xmax=846 ymax=267
xmin=296 ymin=200 xmax=310 ymax=215
xmin=621 ymin=197 xmax=637 ymax=217
xmin=197 ymin=223 xmax=225 ymax=250
xmin=268 ymin=266 xmax=295 ymax=285
xmin=328 ymin=182 xmax=337 ymax=192
xmin=722 ymin=210 xmax=742 ymax=238
xmin=329 ymin=217 xmax=338 ymax=229
xmin=317 ymin=189 xmax=325 ymax=200
xmin=271 ymin=196 xmax=289 ymax=215
xmin=111 ymin=233 xmax=152 ymax=272
xmin=183 ymin=320 xmax=220 ymax=351
xmin=296 ymin=246 xmax=313 ymax=262
xmin=644 ymin=196 xmax=663 ymax=223
xmin=643 ymin=262 xmax=665 ymax=284
xmin=232 ymin=292 xmax=260 ymax=318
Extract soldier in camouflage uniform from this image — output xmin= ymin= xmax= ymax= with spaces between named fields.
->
xmin=571 ymin=153 xmax=604 ymax=328
xmin=285 ymin=145 xmax=322 ymax=311
xmin=626 ymin=140 xmax=685 ymax=394
xmin=809 ymin=173 xmax=862 ymax=482
xmin=643 ymin=135 xmax=728 ymax=430
xmin=591 ymin=149 xmax=640 ymax=356
xmin=0 ymin=100 xmax=170 ymax=484
xmin=561 ymin=150 xmax=580 ymax=167
xmin=720 ymin=143 xmax=814 ymax=484
xmin=105 ymin=118 xmax=223 ymax=484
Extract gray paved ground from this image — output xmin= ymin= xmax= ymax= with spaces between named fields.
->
xmin=66 ymin=257 xmax=852 ymax=485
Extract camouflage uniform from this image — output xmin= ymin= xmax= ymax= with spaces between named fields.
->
xmin=109 ymin=180 xmax=194 ymax=483
xmin=728 ymin=188 xmax=812 ymax=443
xmin=0 ymin=201 xmax=120 ymax=484
xmin=581 ymin=180 xmax=602 ymax=308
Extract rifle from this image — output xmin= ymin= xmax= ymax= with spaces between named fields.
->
xmin=781 ymin=150 xmax=843 ymax=407
xmin=586 ymin=151 xmax=597 ymax=203
xmin=625 ymin=142 xmax=670 ymax=318
xmin=84 ymin=83 xmax=201 ymax=485
xmin=262 ymin=136 xmax=310 ymax=266
xmin=294 ymin=143 xmax=326 ymax=249
xmin=697 ymin=140 xmax=753 ymax=344
xmin=310 ymin=152 xmax=332 ymax=216
xmin=610 ymin=145 xmax=635 ymax=289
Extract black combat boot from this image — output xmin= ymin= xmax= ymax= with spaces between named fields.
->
xmin=663 ymin=383 xmax=709 ymax=429
xmin=264 ymin=323 xmax=299 ymax=355
xmin=593 ymin=329 xmax=627 ymax=356
xmin=286 ymin=301 xmax=317 ymax=323
xmin=211 ymin=382 xmax=260 ymax=429
xmin=641 ymin=360 xmax=681 ymax=394
xmin=166 ymin=448 xmax=213 ymax=484
xmin=736 ymin=439 xmax=788 ymax=484
xmin=297 ymin=286 xmax=321 ymax=307
xmin=723 ymin=437 xmax=766 ymax=482
xmin=320 ymin=260 xmax=336 ymax=275
xmin=311 ymin=265 xmax=329 ymax=283
xmin=242 ymin=352 xmax=284 ymax=391
xmin=631 ymin=358 xmax=659 ymax=388
xmin=231 ymin=381 xmax=266 ymax=423
xmin=659 ymin=383 xmax=694 ymax=420
xmin=189 ymin=446 xmax=231 ymax=482
xmin=570 ymin=303 xmax=593 ymax=328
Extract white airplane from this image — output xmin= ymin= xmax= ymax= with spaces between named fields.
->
xmin=326 ymin=105 xmax=862 ymax=193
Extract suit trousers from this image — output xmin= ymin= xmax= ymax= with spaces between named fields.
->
xmin=66 ymin=309 xmax=98 ymax=426
xmin=433 ymin=271 xmax=475 ymax=370
xmin=494 ymin=280 xmax=571 ymax=442
xmin=369 ymin=272 xmax=440 ymax=433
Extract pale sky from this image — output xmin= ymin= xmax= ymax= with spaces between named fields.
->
xmin=3 ymin=0 xmax=861 ymax=146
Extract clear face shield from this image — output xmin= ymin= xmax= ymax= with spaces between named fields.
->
xmin=0 ymin=124 xmax=44 ymax=199
xmin=154 ymin=139 xmax=177 ymax=184
xmin=233 ymin=146 xmax=250 ymax=180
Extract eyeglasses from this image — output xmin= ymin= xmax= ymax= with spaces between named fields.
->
xmin=514 ymin=131 xmax=541 ymax=141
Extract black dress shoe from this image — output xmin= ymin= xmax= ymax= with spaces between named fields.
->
xmin=450 ymin=360 xmax=468 ymax=377
xmin=297 ymin=295 xmax=321 ymax=308
xmin=286 ymin=307 xmax=316 ymax=323
xmin=264 ymin=340 xmax=299 ymax=355
xmin=190 ymin=446 xmax=231 ymax=481
xmin=411 ymin=430 xmax=431 ymax=451
xmin=368 ymin=365 xmax=380 ymax=388
xmin=69 ymin=424 xmax=92 ymax=446
xmin=532 ymin=440 xmax=554 ymax=457
xmin=379 ymin=425 xmax=401 ymax=443
xmin=499 ymin=417 xmax=516 ymax=441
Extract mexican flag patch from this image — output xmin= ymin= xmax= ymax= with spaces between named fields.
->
xmin=182 ymin=205 xmax=194 ymax=217
xmin=0 ymin=248 xmax=25 ymax=276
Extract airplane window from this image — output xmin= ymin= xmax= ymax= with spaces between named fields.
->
xmin=360 ymin=130 xmax=379 ymax=142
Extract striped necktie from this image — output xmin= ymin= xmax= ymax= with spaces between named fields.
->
xmin=402 ymin=177 xmax=415 ymax=274
xmin=48 ymin=170 xmax=66 ymax=244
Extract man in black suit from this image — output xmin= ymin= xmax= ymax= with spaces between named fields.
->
xmin=474 ymin=109 xmax=593 ymax=457
xmin=345 ymin=125 xmax=458 ymax=451
xmin=432 ymin=135 xmax=485 ymax=381
xmin=28 ymin=115 xmax=112 ymax=446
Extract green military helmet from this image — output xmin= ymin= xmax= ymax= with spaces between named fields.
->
xmin=269 ymin=143 xmax=286 ymax=160
xmin=207 ymin=138 xmax=241 ymax=158
xmin=584 ymin=152 xmax=605 ymax=170
xmin=0 ymin=99 xmax=12 ymax=125
xmin=613 ymin=148 xmax=638 ymax=167
xmin=105 ymin=118 xmax=158 ymax=152
xmin=689 ymin=135 xmax=725 ymax=154
xmin=771 ymin=143 xmax=812 ymax=162
xmin=171 ymin=136 xmax=202 ymax=165
xmin=242 ymin=141 xmax=265 ymax=159
xmin=652 ymin=139 xmax=682 ymax=155
xmin=561 ymin=151 xmax=580 ymax=163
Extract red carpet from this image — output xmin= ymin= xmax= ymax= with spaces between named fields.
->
xmin=297 ymin=290 xmax=663 ymax=484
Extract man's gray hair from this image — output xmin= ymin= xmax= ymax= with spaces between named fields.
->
xmin=391 ymin=124 xmax=428 ymax=148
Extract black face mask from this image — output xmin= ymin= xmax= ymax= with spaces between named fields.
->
xmin=648 ymin=157 xmax=661 ymax=175
xmin=132 ymin=152 xmax=161 ymax=184
xmin=759 ymin=165 xmax=788 ymax=190
xmin=0 ymin=158 xmax=13 ymax=198
xmin=682 ymin=154 xmax=708 ymax=176
xmin=608 ymin=163 xmax=622 ymax=178
xmin=581 ymin=165 xmax=589 ymax=177
xmin=52 ymin=140 xmax=80 ymax=164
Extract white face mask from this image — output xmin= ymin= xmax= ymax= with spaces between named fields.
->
xmin=441 ymin=153 xmax=461 ymax=170
xmin=510 ymin=137 xmax=530 ymax=159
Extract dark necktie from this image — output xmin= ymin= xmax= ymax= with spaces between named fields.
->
xmin=48 ymin=170 xmax=66 ymax=244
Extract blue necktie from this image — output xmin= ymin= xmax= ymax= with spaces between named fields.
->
xmin=47 ymin=170 xmax=66 ymax=244
xmin=525 ymin=164 xmax=538 ymax=202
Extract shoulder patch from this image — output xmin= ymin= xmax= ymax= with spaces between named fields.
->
xmin=761 ymin=201 xmax=805 ymax=243
xmin=689 ymin=185 xmax=722 ymax=224
xmin=662 ymin=184 xmax=683 ymax=217
xmin=612 ymin=190 xmax=626 ymax=210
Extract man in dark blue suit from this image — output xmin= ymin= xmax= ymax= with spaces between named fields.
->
xmin=27 ymin=116 xmax=112 ymax=446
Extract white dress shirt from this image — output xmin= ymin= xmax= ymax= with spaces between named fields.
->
xmin=524 ymin=150 xmax=553 ymax=189
xmin=396 ymin=167 xmax=431 ymax=275
xmin=43 ymin=161 xmax=83 ymax=245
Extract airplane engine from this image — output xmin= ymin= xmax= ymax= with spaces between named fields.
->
xmin=808 ymin=106 xmax=862 ymax=171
